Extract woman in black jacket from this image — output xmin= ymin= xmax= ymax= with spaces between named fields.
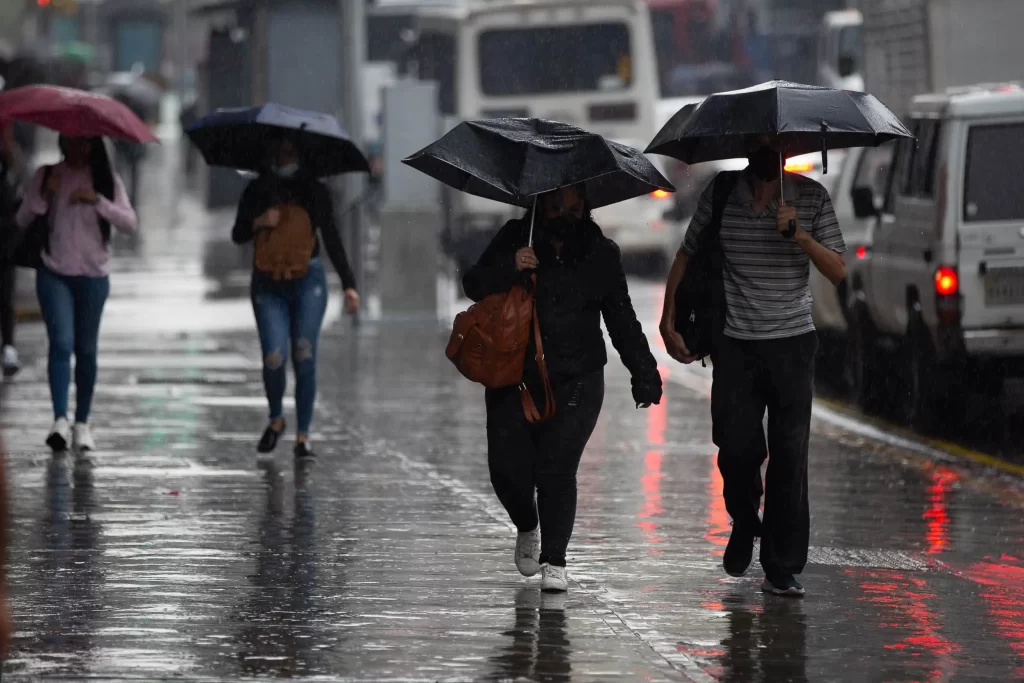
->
xmin=232 ymin=135 xmax=360 ymax=460
xmin=464 ymin=184 xmax=662 ymax=592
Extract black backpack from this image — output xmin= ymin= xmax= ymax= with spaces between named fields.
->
xmin=673 ymin=170 xmax=740 ymax=362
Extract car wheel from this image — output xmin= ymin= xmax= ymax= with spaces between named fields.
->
xmin=901 ymin=320 xmax=960 ymax=434
xmin=849 ymin=308 xmax=882 ymax=414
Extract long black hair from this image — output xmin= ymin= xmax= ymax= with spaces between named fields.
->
xmin=59 ymin=135 xmax=115 ymax=243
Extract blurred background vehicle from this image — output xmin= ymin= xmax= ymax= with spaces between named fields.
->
xmin=848 ymin=83 xmax=1024 ymax=430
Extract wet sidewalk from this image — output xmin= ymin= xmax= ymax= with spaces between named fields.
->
xmin=3 ymin=152 xmax=1024 ymax=681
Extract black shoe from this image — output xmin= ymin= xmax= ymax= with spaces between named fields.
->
xmin=294 ymin=441 xmax=316 ymax=460
xmin=257 ymin=420 xmax=285 ymax=453
xmin=761 ymin=572 xmax=805 ymax=597
xmin=723 ymin=524 xmax=758 ymax=577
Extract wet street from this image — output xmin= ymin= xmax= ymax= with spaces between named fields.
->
xmin=4 ymin=143 xmax=1024 ymax=682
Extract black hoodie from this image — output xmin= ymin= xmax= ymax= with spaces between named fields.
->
xmin=463 ymin=217 xmax=662 ymax=406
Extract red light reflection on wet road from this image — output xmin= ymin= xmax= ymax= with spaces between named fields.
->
xmin=965 ymin=556 xmax=1024 ymax=677
xmin=637 ymin=367 xmax=669 ymax=550
xmin=924 ymin=467 xmax=958 ymax=555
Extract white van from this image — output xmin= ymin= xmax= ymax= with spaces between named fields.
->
xmin=403 ymin=0 xmax=664 ymax=271
xmin=850 ymin=83 xmax=1024 ymax=429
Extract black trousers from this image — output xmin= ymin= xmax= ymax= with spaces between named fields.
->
xmin=485 ymin=370 xmax=604 ymax=567
xmin=711 ymin=332 xmax=817 ymax=575
xmin=0 ymin=262 xmax=15 ymax=347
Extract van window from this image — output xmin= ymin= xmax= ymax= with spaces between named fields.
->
xmin=409 ymin=32 xmax=457 ymax=115
xmin=853 ymin=143 xmax=896 ymax=199
xmin=478 ymin=23 xmax=632 ymax=96
xmin=964 ymin=122 xmax=1024 ymax=222
xmin=903 ymin=119 xmax=941 ymax=198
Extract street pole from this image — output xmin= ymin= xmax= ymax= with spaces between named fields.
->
xmin=339 ymin=0 xmax=366 ymax=322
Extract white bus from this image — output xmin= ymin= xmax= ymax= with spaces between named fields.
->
xmin=401 ymin=0 xmax=670 ymax=272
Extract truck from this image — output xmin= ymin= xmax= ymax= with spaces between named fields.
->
xmin=861 ymin=0 xmax=1024 ymax=117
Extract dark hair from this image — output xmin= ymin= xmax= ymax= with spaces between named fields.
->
xmin=521 ymin=184 xmax=594 ymax=223
xmin=59 ymin=135 xmax=115 ymax=242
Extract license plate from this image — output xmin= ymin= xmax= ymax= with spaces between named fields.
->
xmin=985 ymin=272 xmax=1024 ymax=306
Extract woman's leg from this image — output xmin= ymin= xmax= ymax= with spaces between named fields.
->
xmin=35 ymin=267 xmax=75 ymax=420
xmin=251 ymin=279 xmax=291 ymax=425
xmin=0 ymin=263 xmax=16 ymax=348
xmin=535 ymin=371 xmax=605 ymax=567
xmin=290 ymin=260 xmax=328 ymax=438
xmin=485 ymin=387 xmax=540 ymax=533
xmin=71 ymin=275 xmax=110 ymax=423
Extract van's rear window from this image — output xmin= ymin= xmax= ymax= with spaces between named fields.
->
xmin=964 ymin=122 xmax=1024 ymax=221
xmin=478 ymin=23 xmax=632 ymax=96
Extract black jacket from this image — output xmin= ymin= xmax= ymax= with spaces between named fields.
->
xmin=232 ymin=172 xmax=356 ymax=290
xmin=463 ymin=218 xmax=662 ymax=406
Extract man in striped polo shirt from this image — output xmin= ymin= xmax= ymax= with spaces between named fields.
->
xmin=660 ymin=135 xmax=846 ymax=596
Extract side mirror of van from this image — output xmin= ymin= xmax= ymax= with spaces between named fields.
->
xmin=851 ymin=186 xmax=879 ymax=219
xmin=838 ymin=55 xmax=856 ymax=78
xmin=662 ymin=202 xmax=687 ymax=223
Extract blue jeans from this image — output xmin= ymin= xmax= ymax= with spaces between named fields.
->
xmin=251 ymin=258 xmax=328 ymax=435
xmin=36 ymin=266 xmax=110 ymax=422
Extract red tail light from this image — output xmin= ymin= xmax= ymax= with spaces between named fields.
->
xmin=935 ymin=265 xmax=958 ymax=296
xmin=855 ymin=246 xmax=868 ymax=260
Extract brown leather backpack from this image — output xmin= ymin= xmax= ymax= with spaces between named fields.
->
xmin=253 ymin=203 xmax=317 ymax=280
xmin=446 ymin=275 xmax=555 ymax=423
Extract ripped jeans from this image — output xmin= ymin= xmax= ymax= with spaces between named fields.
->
xmin=251 ymin=258 xmax=328 ymax=435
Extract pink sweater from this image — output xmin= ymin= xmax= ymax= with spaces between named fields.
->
xmin=16 ymin=162 xmax=138 ymax=278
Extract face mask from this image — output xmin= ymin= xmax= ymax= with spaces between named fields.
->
xmin=273 ymin=163 xmax=299 ymax=178
xmin=747 ymin=146 xmax=780 ymax=182
xmin=546 ymin=216 xmax=579 ymax=240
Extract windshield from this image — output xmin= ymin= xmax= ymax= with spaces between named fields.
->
xmin=478 ymin=23 xmax=632 ymax=96
xmin=964 ymin=122 xmax=1024 ymax=222
xmin=838 ymin=25 xmax=864 ymax=74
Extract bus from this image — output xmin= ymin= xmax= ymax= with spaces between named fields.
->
xmin=402 ymin=0 xmax=670 ymax=272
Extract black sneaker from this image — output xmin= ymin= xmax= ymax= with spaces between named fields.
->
xmin=294 ymin=441 xmax=316 ymax=460
xmin=761 ymin=572 xmax=805 ymax=597
xmin=257 ymin=420 xmax=285 ymax=453
xmin=723 ymin=525 xmax=758 ymax=577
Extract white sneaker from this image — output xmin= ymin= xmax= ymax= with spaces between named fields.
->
xmin=540 ymin=563 xmax=569 ymax=593
xmin=2 ymin=345 xmax=19 ymax=377
xmin=73 ymin=423 xmax=96 ymax=453
xmin=515 ymin=527 xmax=541 ymax=577
xmin=46 ymin=417 xmax=71 ymax=452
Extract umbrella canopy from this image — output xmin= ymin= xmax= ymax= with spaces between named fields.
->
xmin=0 ymin=85 xmax=157 ymax=143
xmin=646 ymin=80 xmax=913 ymax=165
xmin=185 ymin=103 xmax=369 ymax=177
xmin=402 ymin=118 xmax=674 ymax=210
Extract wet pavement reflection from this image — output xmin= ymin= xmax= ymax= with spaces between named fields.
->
xmin=3 ymin=145 xmax=1024 ymax=680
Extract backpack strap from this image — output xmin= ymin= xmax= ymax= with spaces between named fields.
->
xmin=708 ymin=170 xmax=740 ymax=240
xmin=520 ymin=299 xmax=555 ymax=424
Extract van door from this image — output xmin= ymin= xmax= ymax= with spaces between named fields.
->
xmin=958 ymin=119 xmax=1024 ymax=329
xmin=869 ymin=118 xmax=943 ymax=335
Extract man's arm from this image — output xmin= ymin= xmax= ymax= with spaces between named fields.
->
xmin=659 ymin=249 xmax=699 ymax=363
xmin=777 ymin=189 xmax=846 ymax=287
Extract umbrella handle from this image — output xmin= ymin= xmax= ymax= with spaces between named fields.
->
xmin=780 ymin=153 xmax=796 ymax=238
xmin=527 ymin=197 xmax=537 ymax=248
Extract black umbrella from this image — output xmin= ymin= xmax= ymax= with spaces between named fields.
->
xmin=647 ymin=80 xmax=913 ymax=166
xmin=646 ymin=80 xmax=913 ymax=234
xmin=186 ymin=103 xmax=370 ymax=177
xmin=402 ymin=118 xmax=674 ymax=243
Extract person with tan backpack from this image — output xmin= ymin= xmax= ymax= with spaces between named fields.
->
xmin=463 ymin=185 xmax=662 ymax=593
xmin=232 ymin=134 xmax=360 ymax=460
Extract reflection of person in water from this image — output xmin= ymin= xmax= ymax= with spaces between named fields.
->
xmin=236 ymin=462 xmax=323 ymax=677
xmin=17 ymin=458 xmax=100 ymax=674
xmin=719 ymin=595 xmax=807 ymax=683
xmin=488 ymin=587 xmax=572 ymax=681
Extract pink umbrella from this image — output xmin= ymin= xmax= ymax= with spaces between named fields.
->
xmin=0 ymin=85 xmax=158 ymax=143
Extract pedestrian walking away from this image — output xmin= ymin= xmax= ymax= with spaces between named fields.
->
xmin=232 ymin=134 xmax=360 ymax=461
xmin=15 ymin=135 xmax=138 ymax=453
xmin=660 ymin=135 xmax=846 ymax=596
xmin=0 ymin=113 xmax=26 ymax=377
xmin=464 ymin=185 xmax=663 ymax=593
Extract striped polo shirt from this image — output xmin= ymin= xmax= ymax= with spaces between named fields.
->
xmin=681 ymin=170 xmax=845 ymax=340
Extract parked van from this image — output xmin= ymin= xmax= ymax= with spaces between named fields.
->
xmin=849 ymin=83 xmax=1024 ymax=429
xmin=402 ymin=0 xmax=664 ymax=272
xmin=807 ymin=144 xmax=894 ymax=384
